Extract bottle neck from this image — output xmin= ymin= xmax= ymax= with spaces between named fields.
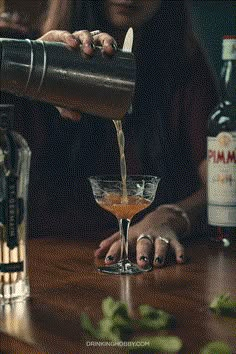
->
xmin=221 ymin=60 xmax=236 ymax=104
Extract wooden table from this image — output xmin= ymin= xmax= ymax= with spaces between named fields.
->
xmin=0 ymin=237 xmax=235 ymax=353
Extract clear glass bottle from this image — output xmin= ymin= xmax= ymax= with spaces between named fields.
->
xmin=0 ymin=104 xmax=31 ymax=304
xmin=207 ymin=36 xmax=236 ymax=246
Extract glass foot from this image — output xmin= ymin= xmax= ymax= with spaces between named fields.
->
xmin=98 ymin=259 xmax=152 ymax=275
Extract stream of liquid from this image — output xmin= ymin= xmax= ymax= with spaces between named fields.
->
xmin=113 ymin=120 xmax=128 ymax=203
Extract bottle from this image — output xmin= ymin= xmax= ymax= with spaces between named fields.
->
xmin=207 ymin=35 xmax=236 ymax=246
xmin=0 ymin=104 xmax=31 ymax=304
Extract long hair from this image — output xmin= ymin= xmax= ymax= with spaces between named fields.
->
xmin=42 ymin=0 xmax=216 ymax=203
xmin=42 ymin=0 xmax=203 ymax=98
xmin=42 ymin=0 xmax=204 ymax=116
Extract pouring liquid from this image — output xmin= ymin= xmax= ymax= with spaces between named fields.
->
xmin=113 ymin=120 xmax=128 ymax=203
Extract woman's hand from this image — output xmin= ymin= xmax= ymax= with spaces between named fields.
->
xmin=38 ymin=29 xmax=118 ymax=120
xmin=95 ymin=207 xmax=188 ymax=269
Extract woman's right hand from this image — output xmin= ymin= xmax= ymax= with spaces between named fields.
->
xmin=38 ymin=29 xmax=117 ymax=56
xmin=38 ymin=30 xmax=118 ymax=120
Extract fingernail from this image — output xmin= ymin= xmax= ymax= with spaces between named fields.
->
xmin=177 ymin=255 xmax=185 ymax=263
xmin=155 ymin=256 xmax=163 ymax=264
xmin=139 ymin=255 xmax=149 ymax=263
xmin=106 ymin=255 xmax=114 ymax=261
xmin=112 ymin=43 xmax=118 ymax=50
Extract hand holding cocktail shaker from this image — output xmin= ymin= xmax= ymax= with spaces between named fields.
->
xmin=0 ymin=38 xmax=136 ymax=120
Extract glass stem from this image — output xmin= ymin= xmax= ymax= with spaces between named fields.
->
xmin=119 ymin=218 xmax=131 ymax=264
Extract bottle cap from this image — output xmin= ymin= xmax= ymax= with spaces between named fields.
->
xmin=223 ymin=35 xmax=236 ymax=39
xmin=0 ymin=104 xmax=14 ymax=130
xmin=222 ymin=36 xmax=236 ymax=60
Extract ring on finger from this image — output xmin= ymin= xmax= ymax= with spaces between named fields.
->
xmin=90 ymin=30 xmax=101 ymax=36
xmin=137 ymin=234 xmax=154 ymax=245
xmin=157 ymin=236 xmax=170 ymax=245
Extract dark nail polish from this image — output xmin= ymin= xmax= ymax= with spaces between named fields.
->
xmin=155 ymin=256 xmax=163 ymax=264
xmin=139 ymin=255 xmax=149 ymax=262
xmin=177 ymin=255 xmax=185 ymax=263
xmin=112 ymin=43 xmax=118 ymax=50
xmin=106 ymin=255 xmax=114 ymax=261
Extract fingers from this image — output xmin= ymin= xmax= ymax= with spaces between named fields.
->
xmin=39 ymin=30 xmax=79 ymax=48
xmin=136 ymin=237 xmax=153 ymax=269
xmin=57 ymin=107 xmax=82 ymax=121
xmin=153 ymin=229 xmax=185 ymax=268
xmin=72 ymin=30 xmax=117 ymax=56
xmin=154 ymin=237 xmax=170 ymax=267
xmin=94 ymin=232 xmax=120 ymax=258
xmin=104 ymin=240 xmax=121 ymax=265
xmin=72 ymin=30 xmax=95 ymax=56
xmin=94 ymin=228 xmax=185 ymax=269
xmin=93 ymin=32 xmax=118 ymax=56
xmin=170 ymin=238 xmax=185 ymax=264
xmin=39 ymin=30 xmax=118 ymax=56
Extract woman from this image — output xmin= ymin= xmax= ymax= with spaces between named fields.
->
xmin=2 ymin=0 xmax=218 ymax=269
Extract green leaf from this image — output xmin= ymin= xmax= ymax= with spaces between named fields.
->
xmin=98 ymin=317 xmax=122 ymax=341
xmin=80 ymin=313 xmax=100 ymax=339
xmin=210 ymin=294 xmax=236 ymax=317
xmin=200 ymin=341 xmax=233 ymax=354
xmin=102 ymin=296 xmax=129 ymax=319
xmin=130 ymin=335 xmax=182 ymax=353
xmin=98 ymin=314 xmax=133 ymax=341
xmin=138 ymin=305 xmax=175 ymax=330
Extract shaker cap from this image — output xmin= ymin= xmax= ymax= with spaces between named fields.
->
xmin=223 ymin=35 xmax=236 ymax=39
xmin=0 ymin=104 xmax=14 ymax=129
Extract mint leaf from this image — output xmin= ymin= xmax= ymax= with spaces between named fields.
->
xmin=130 ymin=335 xmax=182 ymax=353
xmin=98 ymin=315 xmax=133 ymax=341
xmin=80 ymin=313 xmax=100 ymax=339
xmin=138 ymin=304 xmax=175 ymax=330
xmin=200 ymin=341 xmax=232 ymax=354
xmin=98 ymin=317 xmax=122 ymax=342
xmin=210 ymin=294 xmax=236 ymax=317
xmin=102 ymin=296 xmax=129 ymax=319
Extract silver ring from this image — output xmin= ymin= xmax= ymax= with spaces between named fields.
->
xmin=90 ymin=30 xmax=101 ymax=36
xmin=137 ymin=234 xmax=154 ymax=245
xmin=157 ymin=236 xmax=170 ymax=245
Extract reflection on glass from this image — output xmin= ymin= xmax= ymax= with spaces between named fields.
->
xmin=89 ymin=175 xmax=160 ymax=275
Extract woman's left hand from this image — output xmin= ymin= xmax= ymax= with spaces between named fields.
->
xmin=95 ymin=208 xmax=186 ymax=269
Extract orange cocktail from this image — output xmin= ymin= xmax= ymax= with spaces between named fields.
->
xmin=98 ymin=194 xmax=151 ymax=220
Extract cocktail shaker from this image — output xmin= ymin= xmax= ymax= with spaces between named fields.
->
xmin=0 ymin=38 xmax=136 ymax=120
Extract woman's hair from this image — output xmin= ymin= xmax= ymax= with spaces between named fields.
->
xmin=41 ymin=0 xmax=217 ymax=202
xmin=42 ymin=0 xmax=203 ymax=95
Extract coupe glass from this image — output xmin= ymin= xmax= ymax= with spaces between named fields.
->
xmin=89 ymin=175 xmax=160 ymax=275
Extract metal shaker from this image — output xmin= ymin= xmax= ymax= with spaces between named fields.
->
xmin=0 ymin=38 xmax=136 ymax=120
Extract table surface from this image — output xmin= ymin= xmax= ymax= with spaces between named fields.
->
xmin=0 ymin=237 xmax=235 ymax=354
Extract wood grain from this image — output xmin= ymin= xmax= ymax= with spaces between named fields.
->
xmin=0 ymin=237 xmax=235 ymax=353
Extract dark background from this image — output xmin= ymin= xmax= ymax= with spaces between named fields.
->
xmin=191 ymin=0 xmax=235 ymax=77
xmin=3 ymin=0 xmax=236 ymax=79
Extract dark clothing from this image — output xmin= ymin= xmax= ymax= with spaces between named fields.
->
xmin=1 ymin=47 xmax=218 ymax=241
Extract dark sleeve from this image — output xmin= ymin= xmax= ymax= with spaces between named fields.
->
xmin=170 ymin=56 xmax=219 ymax=171
xmin=183 ymin=58 xmax=219 ymax=168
